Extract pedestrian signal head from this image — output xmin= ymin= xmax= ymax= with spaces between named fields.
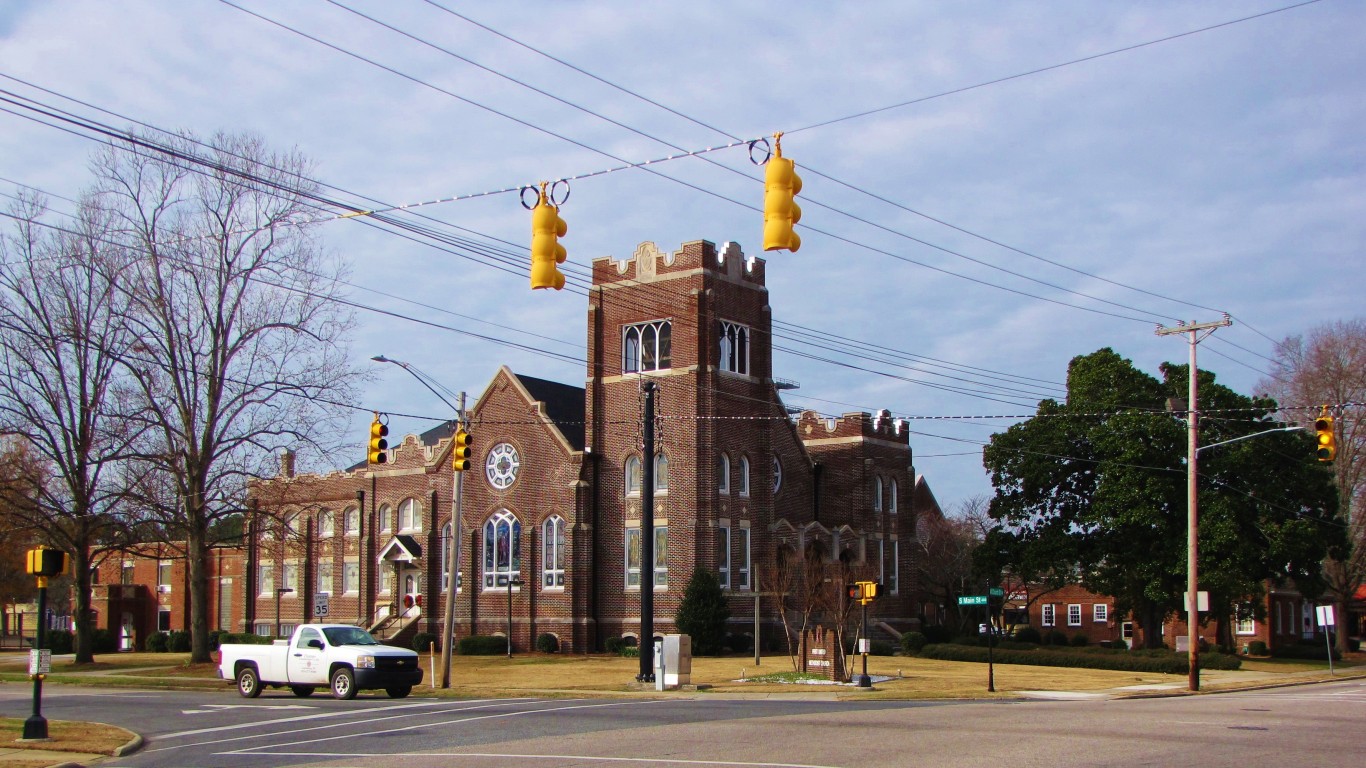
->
xmin=368 ymin=414 xmax=389 ymax=465
xmin=1315 ymin=414 xmax=1335 ymax=462
xmin=26 ymin=546 xmax=68 ymax=577
xmin=530 ymin=183 xmax=567 ymax=290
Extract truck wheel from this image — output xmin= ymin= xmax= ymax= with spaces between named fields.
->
xmin=385 ymin=685 xmax=412 ymax=699
xmin=236 ymin=666 xmax=262 ymax=698
xmin=290 ymin=686 xmax=315 ymax=698
xmin=330 ymin=668 xmax=357 ymax=700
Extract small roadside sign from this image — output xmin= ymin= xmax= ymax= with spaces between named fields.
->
xmin=958 ymin=595 xmax=988 ymax=606
xmin=28 ymin=648 xmax=50 ymax=676
xmin=1315 ymin=605 xmax=1335 ymax=627
xmin=314 ymin=593 xmax=330 ymax=618
xmin=988 ymin=587 xmax=1005 ymax=598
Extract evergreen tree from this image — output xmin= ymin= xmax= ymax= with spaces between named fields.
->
xmin=674 ymin=568 xmax=730 ymax=655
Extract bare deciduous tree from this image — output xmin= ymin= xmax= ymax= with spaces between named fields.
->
xmin=0 ymin=194 xmax=142 ymax=662
xmin=1260 ymin=318 xmax=1365 ymax=652
xmin=93 ymin=131 xmax=363 ymax=663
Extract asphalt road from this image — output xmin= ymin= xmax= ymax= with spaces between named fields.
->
xmin=3 ymin=679 xmax=1363 ymax=767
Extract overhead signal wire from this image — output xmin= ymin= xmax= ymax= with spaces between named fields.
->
xmin=320 ymin=0 xmax=1188 ymax=327
xmin=428 ymin=2 xmax=1264 ymax=327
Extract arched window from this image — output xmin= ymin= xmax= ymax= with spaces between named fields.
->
xmin=889 ymin=479 xmax=898 ymax=514
xmin=654 ymin=453 xmax=668 ymax=494
xmin=378 ymin=504 xmax=392 ymax=533
xmin=622 ymin=320 xmax=672 ymax=373
xmin=482 ymin=510 xmax=521 ymax=588
xmin=343 ymin=507 xmax=360 ymax=535
xmin=738 ymin=456 xmax=751 ymax=497
xmin=717 ymin=453 xmax=730 ymax=494
xmin=625 ymin=456 xmax=642 ymax=497
xmin=718 ymin=321 xmax=750 ymax=375
xmin=441 ymin=522 xmax=452 ymax=586
xmin=317 ymin=509 xmax=334 ymax=538
xmin=398 ymin=498 xmax=421 ymax=532
xmin=543 ymin=516 xmax=566 ymax=587
xmin=873 ymin=477 xmax=884 ymax=511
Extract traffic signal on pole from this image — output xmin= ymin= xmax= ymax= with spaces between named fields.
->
xmin=862 ymin=581 xmax=880 ymax=602
xmin=762 ymin=133 xmax=802 ymax=253
xmin=530 ymin=183 xmax=567 ymax=290
xmin=25 ymin=546 xmax=68 ymax=577
xmin=847 ymin=583 xmax=861 ymax=601
xmin=367 ymin=414 xmax=388 ymax=465
xmin=1315 ymin=413 xmax=1335 ymax=462
xmin=452 ymin=427 xmax=472 ymax=472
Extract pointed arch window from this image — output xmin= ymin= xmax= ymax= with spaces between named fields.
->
xmin=718 ymin=321 xmax=750 ymax=375
xmin=873 ymin=477 xmax=884 ymax=512
xmin=482 ymin=510 xmax=521 ymax=588
xmin=717 ymin=453 xmax=730 ymax=494
xmin=543 ymin=516 xmax=566 ymax=587
xmin=738 ymin=456 xmax=751 ymax=497
xmin=379 ymin=504 xmax=392 ymax=533
xmin=625 ymin=456 xmax=642 ymax=497
xmin=622 ymin=320 xmax=671 ymax=373
xmin=318 ymin=509 xmax=334 ymax=538
xmin=889 ymin=479 xmax=898 ymax=514
xmin=654 ymin=453 xmax=668 ymax=493
xmin=398 ymin=498 xmax=421 ymax=532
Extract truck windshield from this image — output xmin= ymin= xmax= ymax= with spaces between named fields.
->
xmin=322 ymin=626 xmax=381 ymax=646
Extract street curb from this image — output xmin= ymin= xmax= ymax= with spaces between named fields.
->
xmin=1110 ymin=669 xmax=1366 ymax=700
xmin=113 ymin=732 xmax=144 ymax=757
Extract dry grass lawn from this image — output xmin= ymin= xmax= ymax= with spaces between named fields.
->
xmin=0 ymin=717 xmax=134 ymax=758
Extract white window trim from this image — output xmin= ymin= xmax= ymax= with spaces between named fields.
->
xmin=889 ymin=479 xmax=898 ymax=514
xmin=542 ymin=516 xmax=566 ymax=590
xmin=718 ymin=454 xmax=730 ymax=494
xmin=1067 ymin=604 xmax=1082 ymax=627
xmin=1094 ymin=604 xmax=1109 ymax=623
xmin=378 ymin=504 xmax=392 ymax=534
xmin=625 ymin=456 xmax=642 ymax=497
xmin=873 ymin=476 xmax=883 ymax=512
xmin=718 ymin=525 xmax=731 ymax=590
xmin=622 ymin=319 xmax=672 ymax=373
xmin=890 ymin=539 xmax=899 ymax=595
xmin=718 ymin=320 xmax=751 ymax=376
xmin=736 ymin=526 xmax=751 ymax=590
xmin=342 ymin=562 xmax=360 ymax=595
xmin=738 ymin=456 xmax=751 ymax=497
xmin=1042 ymin=604 xmax=1056 ymax=627
xmin=398 ymin=498 xmax=422 ymax=533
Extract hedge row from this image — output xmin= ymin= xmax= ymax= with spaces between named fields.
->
xmin=458 ymin=635 xmax=509 ymax=655
xmin=914 ymin=643 xmax=1241 ymax=673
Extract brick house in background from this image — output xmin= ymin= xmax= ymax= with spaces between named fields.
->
xmin=90 ymin=543 xmax=243 ymax=651
xmin=244 ymin=240 xmax=933 ymax=652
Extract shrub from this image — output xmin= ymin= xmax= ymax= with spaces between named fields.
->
xmin=1246 ymin=640 xmax=1268 ymax=656
xmin=673 ymin=569 xmax=730 ymax=655
xmin=145 ymin=632 xmax=168 ymax=652
xmin=1012 ymin=625 xmax=1041 ymax=644
xmin=215 ymin=632 xmax=273 ymax=646
xmin=167 ymin=630 xmax=191 ymax=652
xmin=1270 ymin=643 xmax=1340 ymax=661
xmin=870 ymin=640 xmax=895 ymax=656
xmin=900 ymin=631 xmax=928 ymax=655
xmin=91 ymin=628 xmax=117 ymax=654
xmin=1046 ymin=630 xmax=1069 ymax=646
xmin=604 ymin=636 xmax=626 ymax=654
xmin=458 ymin=635 xmax=509 ymax=655
xmin=725 ymin=633 xmax=753 ymax=653
xmin=40 ymin=629 xmax=74 ymax=654
xmin=535 ymin=633 xmax=560 ymax=653
xmin=1070 ymin=633 xmax=1089 ymax=647
xmin=412 ymin=632 xmax=439 ymax=652
xmin=921 ymin=625 xmax=952 ymax=644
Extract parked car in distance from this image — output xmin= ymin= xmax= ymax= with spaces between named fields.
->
xmin=218 ymin=623 xmax=422 ymax=700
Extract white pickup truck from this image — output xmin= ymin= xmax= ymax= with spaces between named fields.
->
xmin=218 ymin=624 xmax=423 ymax=700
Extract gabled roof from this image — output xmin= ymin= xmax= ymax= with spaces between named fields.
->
xmin=378 ymin=534 xmax=423 ymax=562
xmin=513 ymin=372 xmax=585 ymax=451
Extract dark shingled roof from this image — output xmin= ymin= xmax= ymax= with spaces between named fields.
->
xmin=514 ymin=372 xmax=585 ymax=451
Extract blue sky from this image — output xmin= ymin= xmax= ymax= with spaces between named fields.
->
xmin=1 ymin=1 xmax=1361 ymax=510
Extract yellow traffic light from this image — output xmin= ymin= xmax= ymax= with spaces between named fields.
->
xmin=25 ymin=546 xmax=68 ymax=577
xmin=452 ymin=427 xmax=473 ymax=472
xmin=368 ymin=414 xmax=389 ymax=465
xmin=1315 ymin=412 xmax=1335 ymax=462
xmin=847 ymin=583 xmax=862 ymax=601
xmin=530 ymin=183 xmax=567 ymax=290
xmin=762 ymin=133 xmax=802 ymax=253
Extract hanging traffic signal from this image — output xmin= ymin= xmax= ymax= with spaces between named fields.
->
xmin=368 ymin=414 xmax=389 ymax=465
xmin=452 ymin=427 xmax=473 ymax=472
xmin=1315 ymin=411 xmax=1335 ymax=463
xmin=762 ymin=133 xmax=802 ymax=253
xmin=530 ymin=182 xmax=567 ymax=290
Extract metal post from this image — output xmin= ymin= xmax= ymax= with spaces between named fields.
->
xmin=637 ymin=381 xmax=657 ymax=682
xmin=441 ymin=392 xmax=466 ymax=688
xmin=22 ymin=579 xmax=47 ymax=740
xmin=1156 ymin=316 xmax=1230 ymax=693
xmin=986 ymin=605 xmax=995 ymax=693
xmin=857 ymin=599 xmax=871 ymax=687
xmin=754 ymin=592 xmax=761 ymax=667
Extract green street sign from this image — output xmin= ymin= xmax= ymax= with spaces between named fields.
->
xmin=988 ymin=587 xmax=1005 ymax=598
xmin=958 ymin=595 xmax=988 ymax=606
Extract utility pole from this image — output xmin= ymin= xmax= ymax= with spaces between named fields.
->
xmin=1155 ymin=314 xmax=1230 ymax=692
xmin=637 ymin=381 xmax=657 ymax=683
xmin=441 ymin=392 xmax=466 ymax=688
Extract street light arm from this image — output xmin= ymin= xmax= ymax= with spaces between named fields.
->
xmin=1196 ymin=426 xmax=1299 ymax=454
xmin=371 ymin=355 xmax=462 ymax=416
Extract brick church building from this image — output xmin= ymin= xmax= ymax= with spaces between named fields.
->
xmin=235 ymin=239 xmax=936 ymax=652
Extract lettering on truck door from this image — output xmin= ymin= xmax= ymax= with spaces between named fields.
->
xmin=289 ymin=627 xmax=328 ymax=684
